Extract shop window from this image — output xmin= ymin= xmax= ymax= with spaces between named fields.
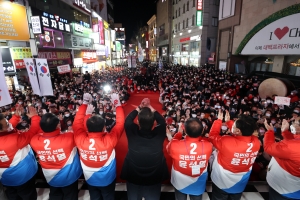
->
xmin=212 ymin=17 xmax=218 ymax=27
xmin=261 ymin=63 xmax=267 ymax=71
xmin=249 ymin=57 xmax=273 ymax=72
xmin=187 ymin=1 xmax=189 ymax=11
xmin=255 ymin=63 xmax=261 ymax=71
xmin=72 ymin=8 xmax=90 ymax=27
xmin=288 ymin=66 xmax=297 ymax=75
xmin=250 ymin=63 xmax=255 ymax=73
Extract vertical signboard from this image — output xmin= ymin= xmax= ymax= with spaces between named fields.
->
xmin=196 ymin=0 xmax=203 ymax=26
xmin=99 ymin=20 xmax=105 ymax=45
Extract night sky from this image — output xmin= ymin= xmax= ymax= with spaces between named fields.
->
xmin=114 ymin=0 xmax=156 ymax=44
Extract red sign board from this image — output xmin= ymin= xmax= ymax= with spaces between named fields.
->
xmin=180 ymin=37 xmax=190 ymax=43
xmin=38 ymin=50 xmax=72 ymax=67
xmin=197 ymin=0 xmax=203 ymax=10
xmin=14 ymin=59 xmax=26 ymax=69
xmin=82 ymin=50 xmax=98 ymax=63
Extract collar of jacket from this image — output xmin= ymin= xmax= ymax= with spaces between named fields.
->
xmin=41 ymin=129 xmax=61 ymax=137
xmin=0 ymin=129 xmax=17 ymax=137
xmin=88 ymin=132 xmax=106 ymax=137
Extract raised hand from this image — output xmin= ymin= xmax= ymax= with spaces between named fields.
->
xmin=281 ymin=119 xmax=290 ymax=132
xmin=217 ymin=109 xmax=223 ymax=121
xmin=264 ymin=119 xmax=274 ymax=131
xmin=86 ymin=104 xmax=95 ymax=115
xmin=26 ymin=106 xmax=38 ymax=118
xmin=224 ymin=110 xmax=230 ymax=122
xmin=83 ymin=93 xmax=93 ymax=104
xmin=110 ymin=93 xmax=121 ymax=107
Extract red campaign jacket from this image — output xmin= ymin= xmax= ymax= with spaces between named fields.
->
xmin=0 ymin=115 xmax=41 ymax=186
xmin=167 ymin=132 xmax=213 ymax=177
xmin=264 ymin=130 xmax=300 ymax=177
xmin=264 ymin=130 xmax=300 ymax=198
xmin=30 ymin=129 xmax=82 ymax=187
xmin=208 ymin=119 xmax=260 ymax=173
xmin=72 ymin=104 xmax=125 ymax=186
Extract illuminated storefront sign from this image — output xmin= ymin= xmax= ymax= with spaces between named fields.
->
xmin=74 ymin=0 xmax=91 ymax=13
xmin=41 ymin=12 xmax=71 ymax=33
xmin=196 ymin=11 xmax=203 ymax=26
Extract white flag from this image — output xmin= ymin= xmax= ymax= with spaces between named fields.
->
xmin=35 ymin=59 xmax=53 ymax=96
xmin=0 ymin=56 xmax=12 ymax=107
xmin=23 ymin=58 xmax=41 ymax=96
xmin=138 ymin=42 xmax=144 ymax=62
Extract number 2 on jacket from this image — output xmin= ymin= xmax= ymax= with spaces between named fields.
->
xmin=246 ymin=143 xmax=253 ymax=152
xmin=44 ymin=139 xmax=51 ymax=150
xmin=89 ymin=139 xmax=96 ymax=150
xmin=190 ymin=143 xmax=197 ymax=154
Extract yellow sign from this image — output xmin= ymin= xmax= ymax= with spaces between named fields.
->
xmin=103 ymin=20 xmax=109 ymax=29
xmin=10 ymin=47 xmax=32 ymax=59
xmin=0 ymin=2 xmax=29 ymax=41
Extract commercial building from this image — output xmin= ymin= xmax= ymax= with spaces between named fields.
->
xmin=216 ymin=0 xmax=300 ymax=76
xmin=147 ymin=15 xmax=157 ymax=62
xmin=156 ymin=0 xmax=173 ymax=62
xmin=171 ymin=0 xmax=219 ymax=66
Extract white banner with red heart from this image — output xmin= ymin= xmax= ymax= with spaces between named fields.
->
xmin=241 ymin=13 xmax=300 ymax=55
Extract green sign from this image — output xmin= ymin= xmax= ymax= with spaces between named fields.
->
xmin=196 ymin=11 xmax=203 ymax=26
xmin=115 ymin=41 xmax=122 ymax=51
xmin=71 ymin=23 xmax=92 ymax=37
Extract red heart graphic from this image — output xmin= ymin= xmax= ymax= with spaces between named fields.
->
xmin=274 ymin=26 xmax=289 ymax=40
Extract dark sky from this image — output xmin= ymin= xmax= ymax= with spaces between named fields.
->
xmin=114 ymin=0 xmax=156 ymax=44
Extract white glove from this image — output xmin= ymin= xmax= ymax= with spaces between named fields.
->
xmin=83 ymin=93 xmax=93 ymax=104
xmin=86 ymin=104 xmax=95 ymax=115
xmin=110 ymin=93 xmax=121 ymax=107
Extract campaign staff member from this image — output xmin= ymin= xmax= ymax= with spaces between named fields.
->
xmin=121 ymin=98 xmax=168 ymax=200
xmin=30 ymin=112 xmax=82 ymax=200
xmin=167 ymin=119 xmax=213 ymax=200
xmin=0 ymin=107 xmax=40 ymax=200
xmin=209 ymin=110 xmax=260 ymax=200
xmin=73 ymin=93 xmax=124 ymax=200
xmin=264 ymin=119 xmax=300 ymax=200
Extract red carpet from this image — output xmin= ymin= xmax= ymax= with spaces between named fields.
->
xmin=115 ymin=92 xmax=173 ymax=183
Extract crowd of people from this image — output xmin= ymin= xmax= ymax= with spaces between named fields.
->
xmin=0 ymin=63 xmax=300 ymax=200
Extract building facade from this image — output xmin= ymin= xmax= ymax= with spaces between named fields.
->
xmin=216 ymin=0 xmax=300 ymax=76
xmin=147 ymin=15 xmax=157 ymax=62
xmin=156 ymin=0 xmax=173 ymax=62
xmin=171 ymin=0 xmax=219 ymax=66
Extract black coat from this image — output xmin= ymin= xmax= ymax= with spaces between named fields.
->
xmin=121 ymin=110 xmax=169 ymax=185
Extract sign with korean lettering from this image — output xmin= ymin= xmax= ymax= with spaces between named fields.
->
xmin=11 ymin=47 xmax=32 ymax=69
xmin=196 ymin=11 xmax=203 ymax=26
xmin=57 ymin=64 xmax=71 ymax=74
xmin=0 ymin=55 xmax=12 ymax=107
xmin=23 ymin=58 xmax=41 ymax=96
xmin=71 ymin=35 xmax=93 ymax=48
xmin=71 ymin=22 xmax=92 ymax=37
xmin=1 ymin=48 xmax=14 ymax=74
xmin=197 ymin=0 xmax=203 ymax=10
xmin=241 ymin=13 xmax=300 ymax=55
xmin=0 ymin=2 xmax=29 ymax=41
xmin=82 ymin=50 xmax=97 ymax=63
xmin=38 ymin=50 xmax=72 ymax=67
xmin=31 ymin=16 xmax=42 ymax=34
xmin=74 ymin=0 xmax=91 ymax=13
xmin=274 ymin=96 xmax=291 ymax=106
xmin=41 ymin=12 xmax=71 ymax=33
xmin=36 ymin=58 xmax=53 ymax=96
xmin=99 ymin=20 xmax=105 ymax=45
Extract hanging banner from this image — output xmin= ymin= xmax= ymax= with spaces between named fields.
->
xmin=57 ymin=64 xmax=71 ymax=74
xmin=138 ymin=42 xmax=144 ymax=62
xmin=132 ymin=56 xmax=137 ymax=68
xmin=23 ymin=58 xmax=41 ymax=96
xmin=35 ymin=59 xmax=53 ymax=96
xmin=0 ymin=56 xmax=12 ymax=107
xmin=127 ymin=55 xmax=132 ymax=68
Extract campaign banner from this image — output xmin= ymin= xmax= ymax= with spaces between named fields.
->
xmin=274 ymin=96 xmax=291 ymax=106
xmin=127 ymin=55 xmax=132 ymax=68
xmin=0 ymin=55 xmax=12 ymax=107
xmin=35 ymin=59 xmax=53 ymax=96
xmin=23 ymin=58 xmax=41 ymax=96
xmin=132 ymin=56 xmax=137 ymax=68
xmin=57 ymin=64 xmax=71 ymax=74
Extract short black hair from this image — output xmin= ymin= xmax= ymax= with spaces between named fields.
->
xmin=0 ymin=114 xmax=4 ymax=130
xmin=185 ymin=119 xmax=203 ymax=138
xmin=235 ymin=114 xmax=257 ymax=136
xmin=138 ymin=107 xmax=154 ymax=131
xmin=40 ymin=113 xmax=60 ymax=133
xmin=86 ymin=115 xmax=105 ymax=132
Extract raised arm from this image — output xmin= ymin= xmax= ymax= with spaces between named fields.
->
xmin=208 ymin=109 xmax=226 ymax=150
xmin=108 ymin=93 xmax=125 ymax=147
xmin=18 ymin=107 xmax=41 ymax=148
